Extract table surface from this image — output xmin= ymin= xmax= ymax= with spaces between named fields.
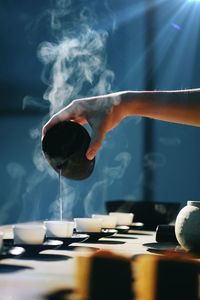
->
xmin=0 ymin=224 xmax=196 ymax=300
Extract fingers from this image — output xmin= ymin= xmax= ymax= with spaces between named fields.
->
xmin=42 ymin=104 xmax=87 ymax=138
xmin=42 ymin=97 xmax=109 ymax=160
xmin=86 ymin=127 xmax=105 ymax=160
xmin=42 ymin=114 xmax=61 ymax=138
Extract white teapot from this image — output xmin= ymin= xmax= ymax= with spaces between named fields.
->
xmin=175 ymin=201 xmax=200 ymax=251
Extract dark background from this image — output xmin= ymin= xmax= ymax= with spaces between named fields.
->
xmin=0 ymin=0 xmax=200 ymax=225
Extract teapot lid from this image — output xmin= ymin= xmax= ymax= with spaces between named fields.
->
xmin=187 ymin=201 xmax=200 ymax=208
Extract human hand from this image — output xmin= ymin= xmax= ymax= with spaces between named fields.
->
xmin=42 ymin=93 xmax=124 ymax=160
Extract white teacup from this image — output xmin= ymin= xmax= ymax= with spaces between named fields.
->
xmin=13 ymin=223 xmax=46 ymax=245
xmin=44 ymin=220 xmax=74 ymax=238
xmin=74 ymin=218 xmax=103 ymax=233
xmin=109 ymin=212 xmax=134 ymax=226
xmin=92 ymin=214 xmax=117 ymax=229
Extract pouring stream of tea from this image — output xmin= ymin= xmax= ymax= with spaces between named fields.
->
xmin=59 ymin=169 xmax=63 ymax=221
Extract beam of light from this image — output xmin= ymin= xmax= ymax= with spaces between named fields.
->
xmin=123 ymin=0 xmax=199 ymax=90
xmin=105 ymin=0 xmax=200 ymax=92
xmin=121 ymin=0 xmax=200 ymax=89
xmin=101 ymin=0 xmax=167 ymax=32
xmin=153 ymin=0 xmax=200 ymax=89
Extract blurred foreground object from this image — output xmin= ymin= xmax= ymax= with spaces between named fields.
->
xmin=134 ymin=254 xmax=199 ymax=300
xmin=74 ymin=247 xmax=199 ymax=300
xmin=75 ymin=250 xmax=133 ymax=300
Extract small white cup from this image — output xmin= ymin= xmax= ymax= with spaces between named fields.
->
xmin=92 ymin=214 xmax=117 ymax=229
xmin=109 ymin=212 xmax=134 ymax=226
xmin=13 ymin=223 xmax=46 ymax=245
xmin=44 ymin=220 xmax=74 ymax=238
xmin=74 ymin=218 xmax=103 ymax=233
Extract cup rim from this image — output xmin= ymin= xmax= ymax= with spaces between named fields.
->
xmin=13 ymin=224 xmax=46 ymax=230
xmin=74 ymin=218 xmax=103 ymax=222
xmin=44 ymin=220 xmax=74 ymax=224
xmin=92 ymin=214 xmax=115 ymax=218
xmin=109 ymin=212 xmax=134 ymax=216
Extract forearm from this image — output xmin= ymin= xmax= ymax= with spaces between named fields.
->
xmin=42 ymin=88 xmax=200 ymax=159
xmin=118 ymin=89 xmax=200 ymax=126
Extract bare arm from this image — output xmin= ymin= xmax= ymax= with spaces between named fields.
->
xmin=128 ymin=89 xmax=200 ymax=126
xmin=42 ymin=89 xmax=200 ymax=159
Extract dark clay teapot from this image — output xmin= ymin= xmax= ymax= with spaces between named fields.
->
xmin=42 ymin=121 xmax=95 ymax=180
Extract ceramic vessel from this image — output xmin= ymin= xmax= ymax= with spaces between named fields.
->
xmin=175 ymin=201 xmax=200 ymax=251
xmin=92 ymin=214 xmax=117 ymax=229
xmin=74 ymin=218 xmax=103 ymax=233
xmin=13 ymin=223 xmax=46 ymax=245
xmin=44 ymin=221 xmax=74 ymax=238
xmin=109 ymin=212 xmax=134 ymax=226
xmin=42 ymin=121 xmax=95 ymax=180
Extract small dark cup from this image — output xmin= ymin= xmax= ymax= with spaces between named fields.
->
xmin=155 ymin=225 xmax=178 ymax=243
xmin=42 ymin=121 xmax=95 ymax=180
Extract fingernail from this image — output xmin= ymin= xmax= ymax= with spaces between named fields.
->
xmin=87 ymin=150 xmax=96 ymax=160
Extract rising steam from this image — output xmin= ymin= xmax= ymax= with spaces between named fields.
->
xmin=36 ymin=1 xmax=116 ymax=219
xmin=84 ymin=152 xmax=132 ymax=216
xmin=20 ymin=1 xmax=135 ymax=220
xmin=37 ymin=2 xmax=114 ymax=116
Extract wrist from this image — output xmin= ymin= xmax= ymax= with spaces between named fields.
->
xmin=104 ymin=90 xmax=152 ymax=120
xmin=116 ymin=91 xmax=146 ymax=118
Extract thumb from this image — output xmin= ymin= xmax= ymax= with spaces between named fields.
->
xmin=86 ymin=128 xmax=105 ymax=160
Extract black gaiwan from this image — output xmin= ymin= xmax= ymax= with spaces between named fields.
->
xmin=42 ymin=121 xmax=95 ymax=180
